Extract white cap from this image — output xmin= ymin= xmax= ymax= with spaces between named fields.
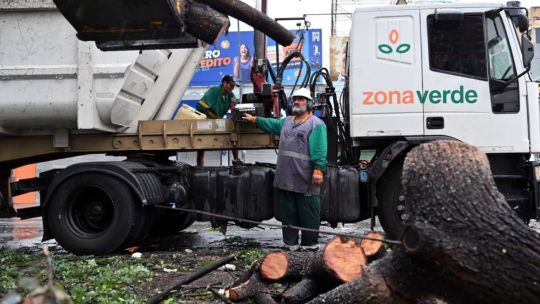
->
xmin=291 ymin=88 xmax=313 ymax=100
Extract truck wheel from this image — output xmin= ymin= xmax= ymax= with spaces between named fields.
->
xmin=376 ymin=159 xmax=407 ymax=240
xmin=46 ymin=173 xmax=140 ymax=255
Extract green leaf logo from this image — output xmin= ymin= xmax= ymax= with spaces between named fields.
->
xmin=396 ymin=44 xmax=411 ymax=54
xmin=378 ymin=44 xmax=392 ymax=54
xmin=378 ymin=29 xmax=411 ymax=55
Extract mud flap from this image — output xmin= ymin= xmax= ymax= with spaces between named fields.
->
xmin=0 ymin=170 xmax=16 ymax=218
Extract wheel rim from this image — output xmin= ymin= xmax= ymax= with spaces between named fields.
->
xmin=65 ymin=186 xmax=115 ymax=238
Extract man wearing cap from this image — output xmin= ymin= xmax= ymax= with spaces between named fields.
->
xmin=196 ymin=75 xmax=238 ymax=166
xmin=243 ymin=88 xmax=327 ymax=251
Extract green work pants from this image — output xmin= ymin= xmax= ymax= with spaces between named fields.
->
xmin=280 ymin=190 xmax=321 ymax=246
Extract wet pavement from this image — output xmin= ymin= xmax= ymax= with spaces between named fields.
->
xmin=0 ymin=214 xmax=381 ymax=253
xmin=1 ymin=214 xmax=537 ymax=253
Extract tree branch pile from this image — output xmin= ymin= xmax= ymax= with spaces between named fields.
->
xmin=225 ymin=233 xmax=386 ymax=303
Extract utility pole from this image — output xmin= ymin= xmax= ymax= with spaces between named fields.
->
xmin=331 ymin=0 xmax=338 ymax=36
xmin=254 ymin=0 xmax=268 ymax=59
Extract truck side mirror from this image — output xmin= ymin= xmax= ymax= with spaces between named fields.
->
xmin=513 ymin=14 xmax=529 ymax=33
xmin=521 ymin=34 xmax=534 ymax=69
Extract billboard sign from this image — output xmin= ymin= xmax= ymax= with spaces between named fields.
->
xmin=189 ymin=29 xmax=323 ymax=86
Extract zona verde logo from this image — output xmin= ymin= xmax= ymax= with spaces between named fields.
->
xmin=378 ymin=29 xmax=411 ymax=54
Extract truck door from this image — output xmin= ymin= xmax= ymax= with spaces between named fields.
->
xmin=420 ymin=9 xmax=529 ymax=153
xmin=349 ymin=9 xmax=423 ymax=138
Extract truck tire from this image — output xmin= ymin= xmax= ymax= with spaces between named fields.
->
xmin=46 ymin=173 xmax=141 ymax=255
xmin=376 ymin=159 xmax=406 ymax=240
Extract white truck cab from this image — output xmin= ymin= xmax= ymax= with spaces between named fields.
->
xmin=348 ymin=2 xmax=538 ymax=237
xmin=349 ymin=2 xmax=538 ymax=153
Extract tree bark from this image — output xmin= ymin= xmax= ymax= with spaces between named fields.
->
xmin=308 ymin=140 xmax=540 ymax=304
xmin=226 ymin=271 xmax=276 ymax=304
xmin=194 ymin=0 xmax=295 ymax=46
xmin=282 ymin=278 xmax=320 ymax=304
xmin=185 ymin=0 xmax=230 ymax=44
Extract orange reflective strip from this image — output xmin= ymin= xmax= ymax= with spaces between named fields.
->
xmin=198 ymin=100 xmax=211 ymax=109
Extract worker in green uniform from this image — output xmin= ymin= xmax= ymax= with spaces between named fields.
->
xmin=243 ymin=88 xmax=327 ymax=251
xmin=196 ymin=75 xmax=238 ymax=166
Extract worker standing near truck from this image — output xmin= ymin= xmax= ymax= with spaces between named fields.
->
xmin=243 ymin=88 xmax=327 ymax=251
xmin=196 ymin=75 xmax=238 ymax=166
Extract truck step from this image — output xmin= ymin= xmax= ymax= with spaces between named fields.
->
xmin=492 ymin=174 xmax=526 ymax=180
xmin=504 ymin=195 xmax=529 ymax=203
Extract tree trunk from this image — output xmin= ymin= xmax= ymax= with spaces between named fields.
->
xmin=308 ymin=140 xmax=540 ymax=304
xmin=194 ymin=0 xmax=295 ymax=46
xmin=185 ymin=0 xmax=230 ymax=44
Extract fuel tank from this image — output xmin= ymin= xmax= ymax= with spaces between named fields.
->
xmin=190 ymin=164 xmax=364 ymax=226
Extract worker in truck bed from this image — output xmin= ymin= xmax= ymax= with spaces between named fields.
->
xmin=196 ymin=75 xmax=238 ymax=166
xmin=243 ymin=88 xmax=327 ymax=251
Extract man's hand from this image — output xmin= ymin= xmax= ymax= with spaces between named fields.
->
xmin=312 ymin=169 xmax=324 ymax=186
xmin=242 ymin=114 xmax=257 ymax=124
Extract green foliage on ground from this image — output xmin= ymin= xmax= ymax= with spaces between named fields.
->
xmin=54 ymin=256 xmax=153 ymax=303
xmin=0 ymin=249 xmax=44 ymax=293
xmin=237 ymin=248 xmax=265 ymax=270
xmin=0 ymin=249 xmax=154 ymax=304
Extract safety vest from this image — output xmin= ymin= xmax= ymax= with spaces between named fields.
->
xmin=274 ymin=115 xmax=325 ymax=195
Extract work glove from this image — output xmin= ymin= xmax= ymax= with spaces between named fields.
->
xmin=242 ymin=114 xmax=257 ymax=124
xmin=312 ymin=169 xmax=324 ymax=186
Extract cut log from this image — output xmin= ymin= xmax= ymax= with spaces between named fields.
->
xmin=260 ymin=238 xmax=366 ymax=284
xmin=147 ymin=255 xmax=236 ymax=304
xmin=194 ymin=0 xmax=295 ymax=46
xmin=359 ymin=232 xmax=386 ymax=262
xmin=260 ymin=251 xmax=318 ymax=281
xmin=308 ymin=140 xmax=540 ymax=304
xmin=323 ymin=237 xmax=365 ymax=283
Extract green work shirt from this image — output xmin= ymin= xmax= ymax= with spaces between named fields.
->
xmin=255 ymin=116 xmax=328 ymax=173
xmin=196 ymin=85 xmax=237 ymax=118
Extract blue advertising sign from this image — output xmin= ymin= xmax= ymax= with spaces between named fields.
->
xmin=189 ymin=29 xmax=323 ymax=86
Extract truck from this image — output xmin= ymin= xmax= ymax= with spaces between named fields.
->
xmin=0 ymin=0 xmax=537 ymax=255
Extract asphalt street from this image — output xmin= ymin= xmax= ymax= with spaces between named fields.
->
xmin=0 ymin=216 xmax=381 ymax=253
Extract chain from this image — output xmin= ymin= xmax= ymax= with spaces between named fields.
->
xmin=155 ymin=205 xmax=402 ymax=245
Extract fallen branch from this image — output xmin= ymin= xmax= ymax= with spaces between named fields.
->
xmin=282 ymin=278 xmax=319 ymax=304
xmin=209 ymin=287 xmax=234 ymax=304
xmin=226 ymin=270 xmax=276 ymax=304
xmin=147 ymin=255 xmax=236 ymax=304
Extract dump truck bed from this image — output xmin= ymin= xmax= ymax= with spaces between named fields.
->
xmin=0 ymin=0 xmax=205 ymax=135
